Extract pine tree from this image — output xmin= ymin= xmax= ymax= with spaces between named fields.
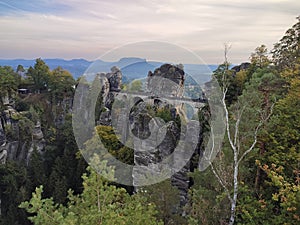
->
xmin=20 ymin=157 xmax=162 ymax=225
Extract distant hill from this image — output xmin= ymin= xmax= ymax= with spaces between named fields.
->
xmin=122 ymin=61 xmax=156 ymax=82
xmin=114 ymin=57 xmax=146 ymax=69
xmin=0 ymin=57 xmax=218 ymax=82
xmin=0 ymin=58 xmax=92 ymax=79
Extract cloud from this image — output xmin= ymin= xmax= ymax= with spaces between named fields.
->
xmin=0 ymin=0 xmax=299 ymax=63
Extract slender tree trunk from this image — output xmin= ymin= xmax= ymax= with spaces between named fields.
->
xmin=229 ymin=154 xmax=239 ymax=225
xmin=215 ymin=45 xmax=273 ymax=224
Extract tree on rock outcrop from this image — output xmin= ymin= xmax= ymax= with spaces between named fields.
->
xmin=49 ymin=66 xmax=75 ymax=102
xmin=26 ymin=58 xmax=51 ymax=93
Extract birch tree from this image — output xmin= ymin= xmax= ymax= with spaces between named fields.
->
xmin=209 ymin=45 xmax=275 ymax=224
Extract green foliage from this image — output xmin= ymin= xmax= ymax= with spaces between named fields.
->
xmin=190 ymin=43 xmax=282 ymax=224
xmin=250 ymin=45 xmax=270 ymax=69
xmin=18 ymin=115 xmax=35 ymax=141
xmin=26 ymin=148 xmax=46 ymax=194
xmin=272 ymin=16 xmax=300 ymax=71
xmin=20 ymin=159 xmax=162 ymax=225
xmin=15 ymin=98 xmax=30 ymax=111
xmin=48 ymin=157 xmax=68 ymax=204
xmin=94 ymin=125 xmax=134 ymax=165
xmin=259 ymin=39 xmax=300 ymax=191
xmin=234 ymin=184 xmax=271 ymax=225
xmin=252 ymin=163 xmax=300 ymax=224
xmin=266 ymin=166 xmax=300 ymax=223
xmin=0 ymin=162 xmax=30 ymax=225
xmin=140 ymin=179 xmax=184 ymax=225
xmin=155 ymin=107 xmax=172 ymax=122
xmin=49 ymin=66 xmax=75 ymax=102
xmin=213 ymin=62 xmax=241 ymax=104
xmin=42 ymin=114 xmax=86 ymax=198
xmin=0 ymin=61 xmax=84 ymax=224
xmin=128 ymin=79 xmax=143 ymax=92
xmin=263 ymin=81 xmax=300 ymax=178
xmin=0 ymin=65 xmax=20 ymax=108
xmin=2 ymin=19 xmax=300 ymax=224
xmin=187 ymin=170 xmax=230 ymax=225
xmin=4 ymin=113 xmax=35 ymax=141
xmin=26 ymin=58 xmax=51 ymax=92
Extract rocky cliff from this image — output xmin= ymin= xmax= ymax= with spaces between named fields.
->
xmin=0 ymin=103 xmax=45 ymax=165
xmin=0 ymin=90 xmax=75 ymax=165
xmin=98 ymin=64 xmax=197 ymax=208
xmin=147 ymin=63 xmax=184 ymax=97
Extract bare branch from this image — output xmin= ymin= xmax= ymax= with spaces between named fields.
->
xmin=205 ymin=126 xmax=233 ymax=203
xmin=237 ymin=121 xmax=262 ymax=165
xmin=224 ymin=43 xmax=232 ymax=67
xmin=210 ymin=162 xmax=233 ymax=204
xmin=222 ymin=94 xmax=236 ymax=153
xmin=221 ymin=44 xmax=231 ymax=92
xmin=221 ymin=44 xmax=237 ymax=154
xmin=237 ymin=103 xmax=275 ymax=165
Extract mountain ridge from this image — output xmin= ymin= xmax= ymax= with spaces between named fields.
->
xmin=0 ymin=57 xmax=218 ymax=81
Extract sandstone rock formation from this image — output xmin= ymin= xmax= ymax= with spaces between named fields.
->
xmin=97 ymin=64 xmax=195 ymax=208
xmin=107 ymin=66 xmax=122 ymax=92
xmin=0 ymin=120 xmax=6 ymax=146
xmin=97 ymin=67 xmax=122 ymax=125
xmin=231 ymin=62 xmax=251 ymax=75
xmin=0 ymin=119 xmax=7 ymax=164
xmin=0 ymin=103 xmax=45 ymax=164
xmin=147 ymin=64 xmax=185 ymax=97
xmin=138 ymin=64 xmax=190 ymax=205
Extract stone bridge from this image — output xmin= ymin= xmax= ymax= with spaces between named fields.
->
xmin=111 ymin=90 xmax=207 ymax=110
xmin=108 ymin=90 xmax=207 ymax=145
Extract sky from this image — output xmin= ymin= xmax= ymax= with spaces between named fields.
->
xmin=0 ymin=0 xmax=299 ymax=64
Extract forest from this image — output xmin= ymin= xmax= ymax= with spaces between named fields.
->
xmin=0 ymin=17 xmax=299 ymax=225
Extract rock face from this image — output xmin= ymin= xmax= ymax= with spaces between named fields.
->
xmin=0 ymin=103 xmax=45 ymax=164
xmin=0 ymin=146 xmax=7 ymax=165
xmin=102 ymin=64 xmax=193 ymax=208
xmin=231 ymin=62 xmax=251 ymax=74
xmin=54 ymin=97 xmax=73 ymax=127
xmin=0 ymin=145 xmax=7 ymax=165
xmin=106 ymin=66 xmax=122 ymax=92
xmin=97 ymin=67 xmax=122 ymax=125
xmin=147 ymin=64 xmax=185 ymax=97
xmin=26 ymin=121 xmax=45 ymax=165
xmin=0 ymin=120 xmax=6 ymax=146
xmin=32 ymin=121 xmax=44 ymax=140
xmin=132 ymin=65 xmax=191 ymax=207
xmin=97 ymin=64 xmax=195 ymax=208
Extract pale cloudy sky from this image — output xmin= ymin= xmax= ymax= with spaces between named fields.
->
xmin=0 ymin=0 xmax=299 ymax=64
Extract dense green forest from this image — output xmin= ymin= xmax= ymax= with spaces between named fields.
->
xmin=0 ymin=17 xmax=299 ymax=225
